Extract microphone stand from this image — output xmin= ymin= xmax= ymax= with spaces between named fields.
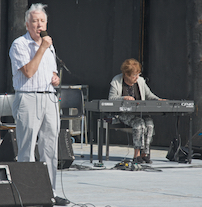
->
xmin=56 ymin=54 xmax=71 ymax=112
xmin=56 ymin=55 xmax=71 ymax=75
xmin=55 ymin=53 xmax=84 ymax=156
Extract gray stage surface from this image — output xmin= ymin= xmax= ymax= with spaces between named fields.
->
xmin=54 ymin=143 xmax=202 ymax=207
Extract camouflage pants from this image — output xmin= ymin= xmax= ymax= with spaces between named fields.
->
xmin=119 ymin=113 xmax=154 ymax=154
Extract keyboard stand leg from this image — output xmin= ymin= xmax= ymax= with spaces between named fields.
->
xmin=90 ymin=111 xmax=93 ymax=163
xmin=98 ymin=113 xmax=104 ymax=163
xmin=188 ymin=116 xmax=192 ymax=164
xmin=105 ymin=121 xmax=109 ymax=160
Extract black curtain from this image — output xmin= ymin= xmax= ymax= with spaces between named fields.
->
xmin=28 ymin=0 xmax=141 ymax=100
xmin=2 ymin=0 xmax=201 ymax=147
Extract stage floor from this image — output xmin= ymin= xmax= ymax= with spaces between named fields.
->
xmin=54 ymin=143 xmax=202 ymax=207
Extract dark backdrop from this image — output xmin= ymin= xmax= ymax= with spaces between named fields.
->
xmin=143 ymin=0 xmax=190 ymax=146
xmin=28 ymin=0 xmax=142 ymax=100
xmin=1 ymin=0 xmax=201 ymax=147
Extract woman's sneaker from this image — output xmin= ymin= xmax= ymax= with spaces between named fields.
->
xmin=133 ymin=156 xmax=145 ymax=164
xmin=142 ymin=156 xmax=152 ymax=164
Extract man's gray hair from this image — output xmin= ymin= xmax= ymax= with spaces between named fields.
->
xmin=25 ymin=3 xmax=48 ymax=30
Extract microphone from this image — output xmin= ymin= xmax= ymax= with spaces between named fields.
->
xmin=40 ymin=30 xmax=54 ymax=53
xmin=40 ymin=31 xmax=71 ymax=74
xmin=40 ymin=30 xmax=48 ymax=38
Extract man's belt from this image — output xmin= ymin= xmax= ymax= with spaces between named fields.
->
xmin=16 ymin=91 xmax=54 ymax=94
xmin=35 ymin=91 xmax=53 ymax=93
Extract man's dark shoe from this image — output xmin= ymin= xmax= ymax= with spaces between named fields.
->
xmin=133 ymin=156 xmax=145 ymax=164
xmin=54 ymin=196 xmax=70 ymax=206
xmin=142 ymin=156 xmax=152 ymax=164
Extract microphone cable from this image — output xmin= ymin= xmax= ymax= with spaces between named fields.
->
xmin=9 ymin=180 xmax=24 ymax=207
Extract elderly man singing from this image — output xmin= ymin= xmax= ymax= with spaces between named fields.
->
xmin=9 ymin=3 xmax=69 ymax=206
